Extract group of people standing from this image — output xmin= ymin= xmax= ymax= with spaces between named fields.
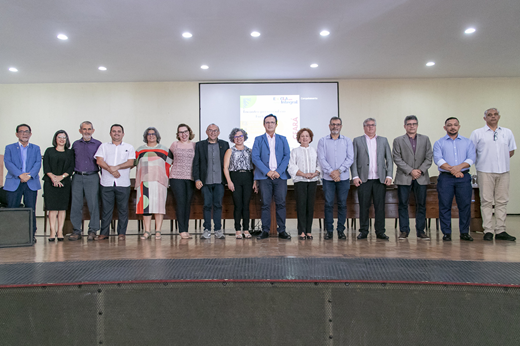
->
xmin=2 ymin=107 xmax=516 ymax=244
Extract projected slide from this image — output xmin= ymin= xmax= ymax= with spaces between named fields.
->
xmin=240 ymin=95 xmax=300 ymax=149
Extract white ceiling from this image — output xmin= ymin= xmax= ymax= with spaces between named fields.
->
xmin=1 ymin=0 xmax=520 ymax=84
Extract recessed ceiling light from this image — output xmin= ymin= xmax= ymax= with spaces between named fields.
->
xmin=251 ymin=31 xmax=261 ymax=37
xmin=426 ymin=61 xmax=435 ymax=67
xmin=201 ymin=65 xmax=209 ymax=69
xmin=57 ymin=34 xmax=68 ymax=40
xmin=310 ymin=63 xmax=319 ymax=68
xmin=9 ymin=67 xmax=18 ymax=72
xmin=464 ymin=28 xmax=476 ymax=34
xmin=98 ymin=66 xmax=107 ymax=71
xmin=182 ymin=32 xmax=193 ymax=38
xmin=320 ymin=30 xmax=330 ymax=37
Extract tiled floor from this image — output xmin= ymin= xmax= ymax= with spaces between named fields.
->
xmin=1 ymin=216 xmax=519 ymax=264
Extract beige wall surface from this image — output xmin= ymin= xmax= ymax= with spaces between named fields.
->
xmin=1 ymin=78 xmax=519 ymax=215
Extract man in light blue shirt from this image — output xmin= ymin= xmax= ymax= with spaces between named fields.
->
xmin=433 ymin=117 xmax=476 ymax=241
xmin=317 ymin=116 xmax=354 ymax=240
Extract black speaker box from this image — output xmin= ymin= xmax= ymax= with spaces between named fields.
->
xmin=0 ymin=208 xmax=33 ymax=248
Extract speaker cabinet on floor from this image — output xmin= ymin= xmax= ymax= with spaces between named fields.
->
xmin=0 ymin=208 xmax=33 ymax=248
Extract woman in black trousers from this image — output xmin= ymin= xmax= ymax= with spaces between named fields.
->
xmin=288 ymin=128 xmax=321 ymax=239
xmin=223 ymin=128 xmax=257 ymax=239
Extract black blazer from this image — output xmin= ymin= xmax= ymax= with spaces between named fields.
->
xmin=192 ymin=139 xmax=230 ymax=184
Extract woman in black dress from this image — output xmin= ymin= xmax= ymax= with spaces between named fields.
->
xmin=43 ymin=130 xmax=74 ymax=241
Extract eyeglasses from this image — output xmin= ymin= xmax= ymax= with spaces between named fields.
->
xmin=264 ymin=121 xmax=276 ymax=125
xmin=330 ymin=123 xmax=342 ymax=127
xmin=178 ymin=130 xmax=189 ymax=135
xmin=207 ymin=129 xmax=219 ymax=133
xmin=18 ymin=130 xmax=30 ymax=134
xmin=57 ymin=136 xmax=67 ymax=139
xmin=364 ymin=124 xmax=376 ymax=127
xmin=405 ymin=123 xmax=418 ymax=127
xmin=147 ymin=133 xmax=156 ymax=136
xmin=234 ymin=135 xmax=244 ymax=139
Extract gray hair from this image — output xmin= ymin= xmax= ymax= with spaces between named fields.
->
xmin=329 ymin=116 xmax=342 ymax=124
xmin=229 ymin=128 xmax=248 ymax=142
xmin=206 ymin=123 xmax=220 ymax=131
xmin=404 ymin=115 xmax=418 ymax=125
xmin=80 ymin=121 xmax=94 ymax=129
xmin=484 ymin=108 xmax=499 ymax=116
xmin=143 ymin=127 xmax=162 ymax=143
xmin=363 ymin=118 xmax=377 ymax=126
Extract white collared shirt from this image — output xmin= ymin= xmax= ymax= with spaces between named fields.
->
xmin=470 ymin=125 xmax=516 ymax=173
xmin=95 ymin=141 xmax=136 ymax=187
xmin=266 ymin=133 xmax=277 ymax=171
xmin=365 ymin=134 xmax=379 ymax=179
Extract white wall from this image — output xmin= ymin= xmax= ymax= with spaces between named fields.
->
xmin=1 ymin=78 xmax=519 ymax=215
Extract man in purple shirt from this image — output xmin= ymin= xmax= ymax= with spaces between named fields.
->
xmin=317 ymin=116 xmax=354 ymax=240
xmin=68 ymin=121 xmax=102 ymax=241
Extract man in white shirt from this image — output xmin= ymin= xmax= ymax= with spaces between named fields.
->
xmin=94 ymin=124 xmax=136 ymax=241
xmin=351 ymin=118 xmax=393 ymax=240
xmin=470 ymin=108 xmax=516 ymax=241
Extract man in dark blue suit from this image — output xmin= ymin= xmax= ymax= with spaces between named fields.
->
xmin=252 ymin=114 xmax=291 ymax=240
xmin=4 ymin=124 xmax=42 ymax=241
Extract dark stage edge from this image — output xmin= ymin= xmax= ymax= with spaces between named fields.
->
xmin=1 ymin=257 xmax=520 ymax=287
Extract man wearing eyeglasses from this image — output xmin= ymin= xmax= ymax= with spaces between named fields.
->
xmin=4 ymin=124 xmax=41 ymax=242
xmin=392 ymin=115 xmax=433 ymax=240
xmin=470 ymin=108 xmax=517 ymax=241
xmin=433 ymin=117 xmax=476 ymax=241
xmin=317 ymin=116 xmax=354 ymax=240
xmin=252 ymin=114 xmax=291 ymax=240
xmin=352 ymin=118 xmax=393 ymax=240
xmin=193 ymin=123 xmax=230 ymax=239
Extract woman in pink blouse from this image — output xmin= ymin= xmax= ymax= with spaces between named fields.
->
xmin=168 ymin=124 xmax=196 ymax=239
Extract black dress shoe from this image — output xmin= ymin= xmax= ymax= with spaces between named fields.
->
xmin=495 ymin=232 xmax=516 ymax=241
xmin=483 ymin=233 xmax=493 ymax=241
xmin=442 ymin=234 xmax=452 ymax=241
xmin=324 ymin=232 xmax=333 ymax=240
xmin=376 ymin=234 xmax=389 ymax=240
xmin=33 ymin=237 xmax=37 ymax=243
xmin=257 ymin=232 xmax=269 ymax=240
xmin=278 ymin=231 xmax=291 ymax=239
xmin=357 ymin=233 xmax=368 ymax=239
xmin=460 ymin=233 xmax=473 ymax=241
xmin=338 ymin=232 xmax=346 ymax=240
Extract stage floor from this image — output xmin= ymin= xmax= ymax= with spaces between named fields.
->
xmin=1 ymin=216 xmax=519 ymax=264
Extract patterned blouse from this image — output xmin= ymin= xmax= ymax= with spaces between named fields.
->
xmin=228 ymin=146 xmax=253 ymax=171
xmin=168 ymin=141 xmax=195 ymax=180
xmin=135 ymin=143 xmax=171 ymax=188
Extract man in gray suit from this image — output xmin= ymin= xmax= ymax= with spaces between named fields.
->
xmin=392 ymin=115 xmax=433 ymax=240
xmin=352 ymin=118 xmax=393 ymax=240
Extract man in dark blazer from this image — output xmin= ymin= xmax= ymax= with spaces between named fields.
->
xmin=392 ymin=115 xmax=433 ymax=240
xmin=352 ymin=118 xmax=393 ymax=240
xmin=4 ymin=124 xmax=42 ymax=241
xmin=252 ymin=114 xmax=291 ymax=240
xmin=193 ymin=123 xmax=230 ymax=239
